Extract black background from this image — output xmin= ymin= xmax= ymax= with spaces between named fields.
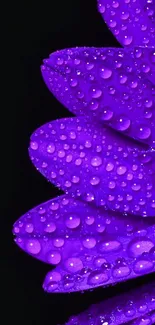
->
xmin=4 ymin=0 xmax=155 ymax=324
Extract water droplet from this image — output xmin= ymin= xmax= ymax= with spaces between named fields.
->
xmin=82 ymin=237 xmax=96 ymax=249
xmin=65 ymin=214 xmax=81 ymax=229
xmin=85 ymin=216 xmax=95 ymax=225
xmin=131 ymin=183 xmax=141 ymax=191
xmin=128 ymin=238 xmax=154 ymax=257
xmin=64 ymin=257 xmax=83 ymax=273
xmin=133 ymin=258 xmax=154 ymax=274
xmin=44 ymin=222 xmax=56 ymax=233
xmin=112 ymin=265 xmax=131 ymax=278
xmin=30 ymin=141 xmax=38 ymax=150
xmin=47 ymin=251 xmax=61 ymax=265
xmin=53 ymin=238 xmax=64 ymax=248
xmin=137 ymin=126 xmax=151 ymax=139
xmin=99 ymin=240 xmax=121 ymax=253
xmin=88 ymin=271 xmax=109 ymax=285
xmin=93 ymin=257 xmax=107 ymax=267
xmin=91 ymin=88 xmax=102 ymax=99
xmin=25 ymin=223 xmax=34 ymax=233
xmin=90 ymin=176 xmax=100 ymax=185
xmin=117 ymin=165 xmax=127 ymax=175
xmin=116 ymin=117 xmax=131 ymax=131
xmin=47 ymin=281 xmax=58 ymax=292
xmin=101 ymin=108 xmax=113 ymax=121
xmin=106 ymin=162 xmax=114 ymax=172
xmin=47 ymin=143 xmax=55 ymax=154
xmin=100 ymin=67 xmax=112 ymax=79
xmin=123 ymin=35 xmax=133 ymax=45
xmin=26 ymin=239 xmax=41 ymax=255
xmin=91 ymin=156 xmax=102 ymax=167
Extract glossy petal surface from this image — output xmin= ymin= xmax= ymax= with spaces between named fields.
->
xmin=65 ymin=282 xmax=155 ymax=324
xmin=29 ymin=117 xmax=155 ymax=217
xmin=97 ymin=0 xmax=155 ymax=47
xmin=42 ymin=47 xmax=155 ymax=147
xmin=13 ymin=195 xmax=155 ymax=293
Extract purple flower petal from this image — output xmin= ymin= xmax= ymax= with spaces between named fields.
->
xmin=97 ymin=0 xmax=155 ymax=47
xmin=29 ymin=117 xmax=155 ymax=217
xmin=13 ymin=195 xmax=155 ymax=293
xmin=41 ymin=47 xmax=155 ymax=146
xmin=65 ymin=282 xmax=155 ymax=325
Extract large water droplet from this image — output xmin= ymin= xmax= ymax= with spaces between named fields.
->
xmin=26 ymin=239 xmax=41 ymax=255
xmin=133 ymin=258 xmax=154 ymax=274
xmin=47 ymin=251 xmax=61 ymax=265
xmin=65 ymin=214 xmax=81 ymax=229
xmin=87 ymin=271 xmax=109 ymax=285
xmin=91 ymin=156 xmax=102 ymax=167
xmin=64 ymin=257 xmax=83 ymax=273
xmin=99 ymin=240 xmax=121 ymax=253
xmin=128 ymin=238 xmax=154 ymax=257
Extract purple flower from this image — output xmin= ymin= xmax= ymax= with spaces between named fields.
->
xmin=13 ymin=0 xmax=155 ymax=323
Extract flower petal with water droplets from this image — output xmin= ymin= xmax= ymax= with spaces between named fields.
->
xmin=97 ymin=0 xmax=155 ymax=47
xmin=13 ymin=195 xmax=155 ymax=293
xmin=29 ymin=117 xmax=155 ymax=217
xmin=64 ymin=281 xmax=155 ymax=324
xmin=41 ymin=47 xmax=155 ymax=147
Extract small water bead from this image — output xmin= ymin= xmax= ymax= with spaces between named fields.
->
xmin=119 ymin=75 xmax=128 ymax=84
xmin=46 ymin=271 xmax=61 ymax=282
xmin=99 ymin=240 xmax=121 ymax=253
xmin=85 ymin=216 xmax=95 ymax=225
xmin=123 ymin=35 xmax=133 ymax=45
xmin=64 ymin=257 xmax=83 ymax=273
xmin=91 ymin=88 xmax=102 ymax=99
xmin=46 ymin=281 xmax=58 ymax=292
xmin=91 ymin=156 xmax=102 ymax=167
xmin=138 ymin=303 xmax=148 ymax=313
xmin=101 ymin=108 xmax=113 ymax=121
xmin=106 ymin=162 xmax=114 ymax=172
xmin=100 ymin=67 xmax=112 ymax=79
xmin=51 ymin=171 xmax=57 ymax=179
xmin=87 ymin=270 xmax=109 ymax=285
xmin=116 ymin=117 xmax=131 ymax=131
xmin=65 ymin=214 xmax=81 ymax=229
xmin=75 ymin=158 xmax=82 ymax=166
xmin=112 ymin=264 xmax=131 ymax=279
xmin=124 ymin=303 xmax=135 ymax=318
xmin=117 ymin=165 xmax=127 ymax=175
xmin=90 ymin=176 xmax=100 ymax=185
xmin=89 ymin=100 xmax=99 ymax=111
xmin=63 ymin=280 xmax=75 ymax=289
xmin=144 ymin=109 xmax=153 ymax=119
xmin=71 ymin=175 xmax=80 ymax=184
xmin=93 ymin=257 xmax=107 ymax=267
xmin=44 ymin=222 xmax=56 ymax=233
xmin=47 ymin=143 xmax=55 ymax=154
xmin=53 ymin=238 xmax=65 ymax=248
xmin=133 ymin=258 xmax=154 ymax=274
xmin=26 ymin=239 xmax=41 ymax=255
xmin=82 ymin=237 xmax=96 ymax=249
xmin=30 ymin=141 xmax=38 ymax=150
xmin=47 ymin=251 xmax=61 ymax=265
xmin=137 ymin=126 xmax=151 ymax=140
xmin=108 ymin=181 xmax=116 ymax=189
xmin=70 ymin=78 xmax=78 ymax=87
xmin=25 ymin=223 xmax=34 ymax=233
xmin=128 ymin=238 xmax=154 ymax=257
xmin=132 ymin=183 xmax=141 ymax=191
xmin=50 ymin=202 xmax=59 ymax=211
xmin=136 ymin=317 xmax=152 ymax=325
